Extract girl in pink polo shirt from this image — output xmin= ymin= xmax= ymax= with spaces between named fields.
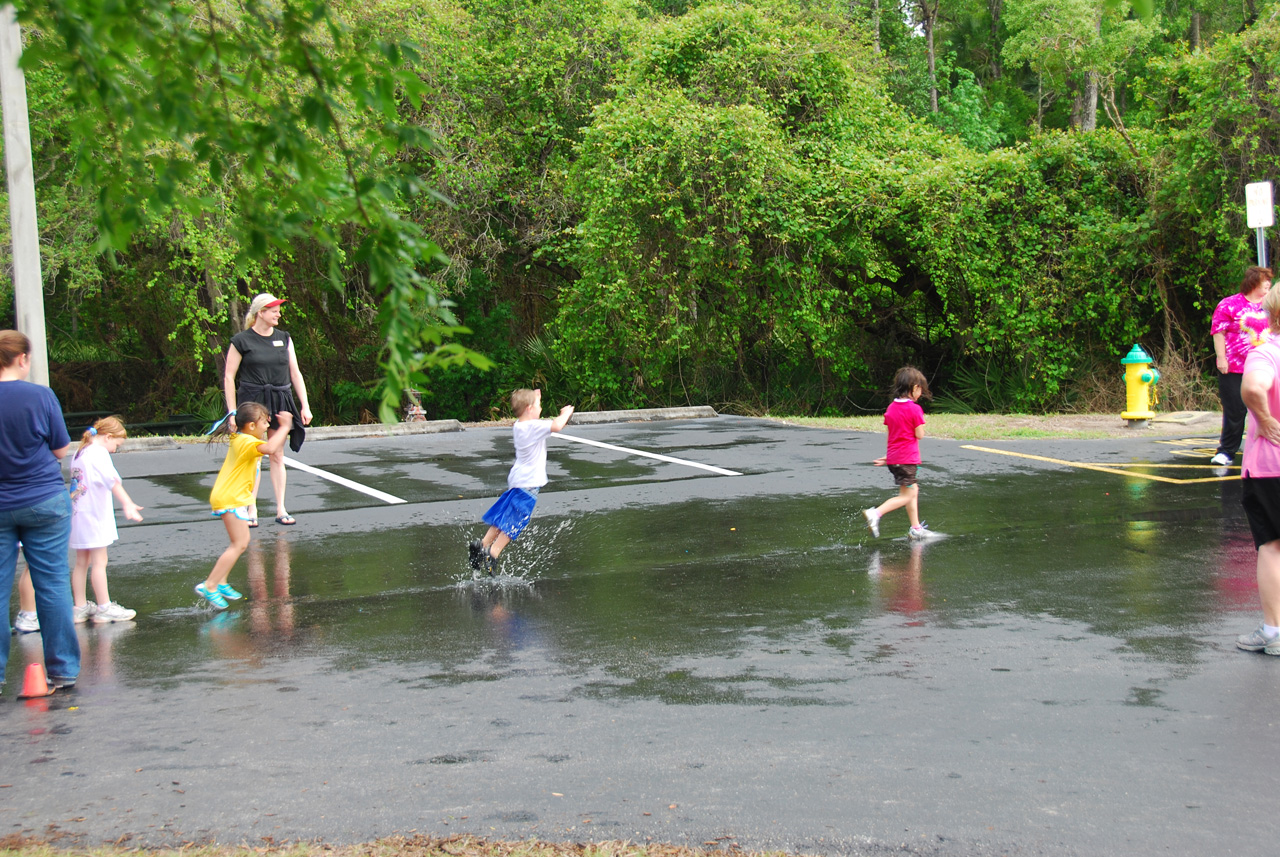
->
xmin=863 ymin=367 xmax=938 ymax=541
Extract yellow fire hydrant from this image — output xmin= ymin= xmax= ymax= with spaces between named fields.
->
xmin=1120 ymin=344 xmax=1159 ymax=427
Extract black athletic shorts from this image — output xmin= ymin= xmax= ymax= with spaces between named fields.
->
xmin=888 ymin=464 xmax=918 ymax=487
xmin=1242 ymin=476 xmax=1280 ymax=549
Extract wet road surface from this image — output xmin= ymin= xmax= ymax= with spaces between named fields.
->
xmin=3 ymin=417 xmax=1278 ymax=855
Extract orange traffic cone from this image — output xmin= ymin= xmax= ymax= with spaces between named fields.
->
xmin=17 ymin=663 xmax=55 ymax=698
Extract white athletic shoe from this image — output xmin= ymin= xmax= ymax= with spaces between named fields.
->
xmin=73 ymin=603 xmax=96 ymax=624
xmin=1211 ymin=453 xmax=1231 ymax=466
xmin=91 ymin=602 xmax=136 ymax=623
xmin=908 ymin=523 xmax=941 ymax=541
xmin=863 ymin=508 xmax=881 ymax=538
xmin=13 ymin=610 xmax=39 ymax=633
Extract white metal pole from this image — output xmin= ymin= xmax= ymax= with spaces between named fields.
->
xmin=0 ymin=4 xmax=47 ymax=386
xmin=1259 ymin=227 xmax=1269 ymax=268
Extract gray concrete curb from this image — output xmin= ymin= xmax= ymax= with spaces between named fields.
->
xmin=303 ymin=420 xmax=463 ymax=441
xmin=118 ymin=407 xmax=718 ymax=451
xmin=120 ymin=436 xmax=182 ymax=452
xmin=565 ymin=406 xmax=718 ymax=425
xmin=1150 ymin=410 xmax=1217 ymax=426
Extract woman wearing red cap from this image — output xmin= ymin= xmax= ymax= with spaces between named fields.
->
xmin=222 ymin=293 xmax=313 ymax=526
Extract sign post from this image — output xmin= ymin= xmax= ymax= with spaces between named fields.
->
xmin=0 ymin=5 xmax=46 ymax=385
xmin=1246 ymin=181 xmax=1274 ymax=268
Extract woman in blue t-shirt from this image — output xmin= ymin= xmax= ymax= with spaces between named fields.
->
xmin=0 ymin=330 xmax=79 ymax=691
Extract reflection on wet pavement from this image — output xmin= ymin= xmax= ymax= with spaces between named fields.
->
xmin=11 ymin=470 xmax=1247 ymax=698
xmin=3 ymin=423 xmax=1274 ymax=854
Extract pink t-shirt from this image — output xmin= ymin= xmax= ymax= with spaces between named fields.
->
xmin=1212 ymin=292 xmax=1270 ymax=373
xmin=1243 ymin=340 xmax=1280 ymax=478
xmin=884 ymin=399 xmax=925 ymax=465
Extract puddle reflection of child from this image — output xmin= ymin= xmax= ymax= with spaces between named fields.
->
xmin=868 ymin=543 xmax=927 ymax=616
xmin=469 ymin=389 xmax=573 ymax=576
xmin=246 ymin=534 xmax=294 ymax=637
xmin=863 ymin=367 xmax=940 ymax=541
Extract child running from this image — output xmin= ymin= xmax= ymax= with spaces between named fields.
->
xmin=863 ymin=366 xmax=939 ymax=541
xmin=198 ymin=402 xmax=293 ymax=609
xmin=69 ymin=417 xmax=144 ymax=623
xmin=469 ymin=389 xmax=574 ymax=576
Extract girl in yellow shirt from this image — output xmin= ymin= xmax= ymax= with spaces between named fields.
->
xmin=198 ymin=402 xmax=293 ymax=609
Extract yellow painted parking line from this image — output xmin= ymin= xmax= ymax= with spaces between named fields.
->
xmin=1154 ymin=437 xmax=1218 ymax=446
xmin=1073 ymin=462 xmax=1236 ymax=468
xmin=1170 ymin=447 xmax=1223 ymax=459
xmin=960 ymin=445 xmax=1239 ymax=484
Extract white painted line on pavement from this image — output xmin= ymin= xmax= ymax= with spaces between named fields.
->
xmin=283 ymin=457 xmax=408 ymax=504
xmin=556 ymin=433 xmax=742 ymax=476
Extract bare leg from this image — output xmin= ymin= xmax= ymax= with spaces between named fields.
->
xmin=875 ymin=484 xmax=920 ymax=527
xmin=17 ymin=565 xmax=35 ymax=613
xmin=250 ymin=465 xmax=261 ymax=522
xmin=205 ymin=516 xmax=251 ymax=590
xmin=72 ymin=549 xmax=91 ymax=607
xmin=481 ymin=526 xmax=501 ymax=550
xmin=269 ymin=448 xmax=288 ymax=519
xmin=488 ymin=533 xmax=512 ymax=558
xmin=87 ymin=547 xmax=111 ymax=605
xmin=1258 ymin=540 xmax=1280 ymax=627
xmin=904 ymin=484 xmax=921 ymax=529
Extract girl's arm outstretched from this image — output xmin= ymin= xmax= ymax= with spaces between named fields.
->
xmin=111 ymin=482 xmax=144 ymax=521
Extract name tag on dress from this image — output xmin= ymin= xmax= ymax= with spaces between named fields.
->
xmin=273 ymin=341 xmax=284 ymax=346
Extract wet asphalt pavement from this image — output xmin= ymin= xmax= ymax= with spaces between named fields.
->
xmin=3 ymin=415 xmax=1278 ymax=855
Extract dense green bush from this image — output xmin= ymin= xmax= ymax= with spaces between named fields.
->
xmin=4 ymin=0 xmax=1280 ymax=420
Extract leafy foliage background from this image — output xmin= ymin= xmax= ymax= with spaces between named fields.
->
xmin=2 ymin=0 xmax=1278 ymax=421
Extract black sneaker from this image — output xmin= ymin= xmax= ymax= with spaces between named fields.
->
xmin=485 ymin=552 xmax=499 ymax=578
xmin=468 ymin=539 xmax=484 ymax=570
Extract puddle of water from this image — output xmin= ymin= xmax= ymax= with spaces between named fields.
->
xmin=6 ymin=470 xmax=1253 ymax=703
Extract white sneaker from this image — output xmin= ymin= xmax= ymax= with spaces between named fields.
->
xmin=13 ymin=610 xmax=39 ymax=633
xmin=73 ymin=603 xmax=96 ymax=624
xmin=863 ymin=508 xmax=881 ymax=538
xmin=91 ymin=602 xmax=136 ymax=623
xmin=908 ymin=523 xmax=940 ymax=541
xmin=1211 ymin=453 xmax=1231 ymax=466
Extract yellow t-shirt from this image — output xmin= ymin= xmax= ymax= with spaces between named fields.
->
xmin=209 ymin=432 xmax=266 ymax=511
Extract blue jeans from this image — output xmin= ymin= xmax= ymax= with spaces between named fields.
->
xmin=0 ymin=491 xmax=79 ymax=685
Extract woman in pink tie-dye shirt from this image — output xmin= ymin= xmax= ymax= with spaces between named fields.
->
xmin=1211 ymin=266 xmax=1273 ymax=466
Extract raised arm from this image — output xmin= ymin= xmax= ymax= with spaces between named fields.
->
xmin=259 ymin=411 xmax=295 ymax=456
xmin=550 ymin=405 xmax=575 ymax=433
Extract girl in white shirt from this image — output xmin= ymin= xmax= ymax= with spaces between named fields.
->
xmin=69 ymin=417 xmax=144 ymax=623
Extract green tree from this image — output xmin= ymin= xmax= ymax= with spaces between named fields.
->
xmin=20 ymin=0 xmax=490 ymax=421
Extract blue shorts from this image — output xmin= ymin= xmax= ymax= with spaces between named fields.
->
xmin=483 ymin=487 xmax=540 ymax=540
xmin=212 ymin=505 xmax=255 ymax=521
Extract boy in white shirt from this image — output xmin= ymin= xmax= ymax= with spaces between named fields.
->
xmin=470 ymin=388 xmax=574 ymax=576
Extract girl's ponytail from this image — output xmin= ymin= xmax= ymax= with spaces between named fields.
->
xmin=77 ymin=416 xmax=127 ymax=455
xmin=207 ymin=402 xmax=269 ymax=445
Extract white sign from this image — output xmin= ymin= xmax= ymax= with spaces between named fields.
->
xmin=1247 ymin=181 xmax=1274 ymax=228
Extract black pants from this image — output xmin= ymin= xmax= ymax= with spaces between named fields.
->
xmin=1218 ymin=371 xmax=1246 ymax=458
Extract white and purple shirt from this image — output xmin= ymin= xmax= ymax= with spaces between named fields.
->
xmin=69 ymin=443 xmax=122 ymax=549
